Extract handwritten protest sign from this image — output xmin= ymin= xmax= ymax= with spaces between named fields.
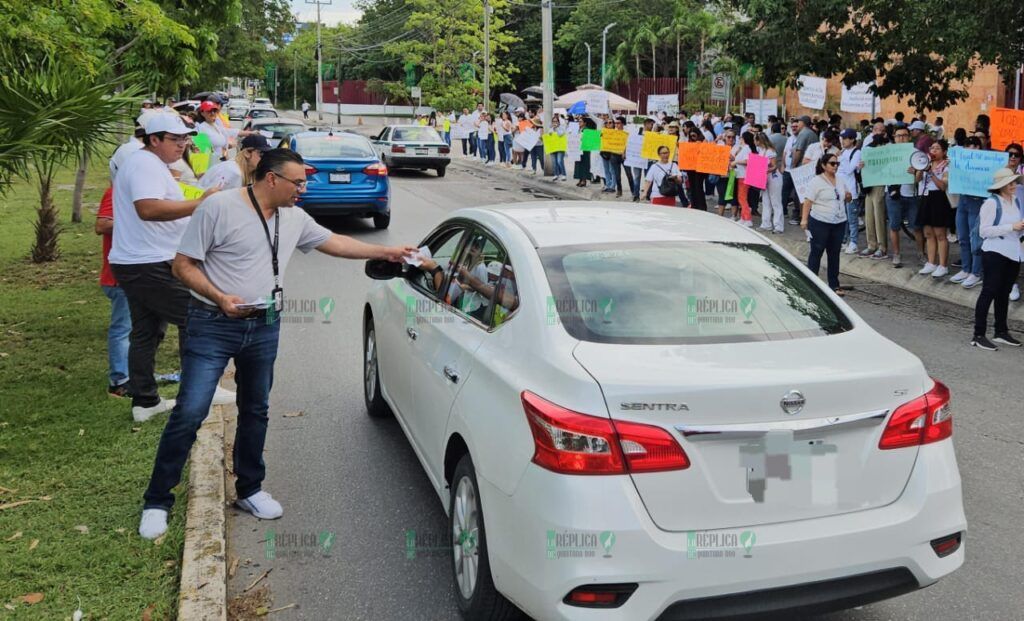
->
xmin=581 ymin=129 xmax=602 ymax=152
xmin=192 ymin=133 xmax=212 ymax=153
xmin=948 ymin=147 xmax=1009 ymax=197
xmin=840 ymin=82 xmax=879 ymax=114
xmin=678 ymin=142 xmax=702 ymax=170
xmin=585 ymin=91 xmax=610 ymax=114
xmin=990 ymin=107 xmax=1024 ymax=151
xmin=647 ymin=94 xmax=678 ymax=114
xmin=744 ymin=99 xmax=777 ymax=124
xmin=566 ymin=132 xmax=582 ymax=162
xmin=695 ymin=143 xmax=731 ymax=176
xmin=542 ymin=132 xmax=568 ymax=154
xmin=513 ymin=128 xmax=539 ymax=151
xmin=640 ymin=132 xmax=677 ymax=160
xmin=566 ymin=121 xmax=580 ymax=134
xmin=797 ymin=75 xmax=827 ymax=110
xmin=745 ymin=153 xmax=770 ymax=190
xmin=189 ymin=152 xmax=211 ymax=175
xmin=178 ymin=183 xmax=205 ymax=200
xmin=624 ymin=132 xmax=646 ymax=168
xmin=861 ymin=143 xmax=915 ymax=187
xmin=790 ymin=162 xmax=818 ymax=203
xmin=600 ymin=129 xmax=628 ymax=154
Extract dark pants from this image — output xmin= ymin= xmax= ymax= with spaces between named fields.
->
xmin=460 ymin=138 xmax=470 ymax=156
xmin=143 ymin=305 xmax=280 ymax=510
xmin=608 ymin=154 xmax=624 ymax=194
xmin=781 ymin=171 xmax=795 ymax=216
xmin=716 ymin=175 xmax=738 ymax=207
xmin=303 ymin=110 xmax=309 ymax=120
xmin=687 ymin=171 xmax=708 ymax=210
xmin=974 ymin=251 xmax=1021 ymax=337
xmin=528 ymin=144 xmax=543 ymax=171
xmin=110 ymin=261 xmax=190 ymax=408
xmin=807 ymin=217 xmax=846 ymax=290
xmin=469 ymin=136 xmax=477 ymax=156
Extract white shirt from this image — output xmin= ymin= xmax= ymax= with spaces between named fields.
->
xmin=198 ymin=121 xmax=231 ymax=152
xmin=978 ymin=196 xmax=1024 ymax=262
xmin=645 ymin=161 xmax=680 ymax=199
xmin=783 ymin=135 xmax=796 ymax=172
xmin=733 ymin=144 xmax=751 ymax=179
xmin=109 ymin=138 xmax=144 ymax=180
xmin=837 ymin=148 xmax=862 ymax=199
xmin=477 ymin=120 xmax=491 ymax=139
xmin=168 ymin=158 xmax=198 ymax=185
xmin=109 ymin=149 xmax=189 ymax=265
xmin=198 ymin=159 xmax=243 ymax=190
xmin=805 ymin=174 xmax=849 ymax=224
xmin=301 ymin=102 xmax=310 ymax=112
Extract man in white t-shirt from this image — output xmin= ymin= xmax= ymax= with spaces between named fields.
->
xmin=301 ymin=99 xmax=310 ymax=119
xmin=110 ymin=127 xmax=146 ymax=180
xmin=109 ymin=114 xmax=223 ymax=423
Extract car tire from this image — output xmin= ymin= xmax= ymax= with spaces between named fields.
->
xmin=436 ymin=167 xmax=447 ymax=178
xmin=450 ymin=455 xmax=520 ymax=621
xmin=373 ymin=213 xmax=391 ymax=229
xmin=363 ymin=316 xmax=391 ymax=418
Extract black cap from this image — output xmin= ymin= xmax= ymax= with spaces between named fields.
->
xmin=240 ymin=133 xmax=273 ymax=152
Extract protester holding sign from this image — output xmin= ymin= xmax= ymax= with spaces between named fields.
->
xmin=860 ymin=134 xmax=890 ymax=260
xmin=914 ymin=140 xmax=953 ymax=278
xmin=950 ymin=138 xmax=990 ymax=288
xmin=885 ymin=127 xmax=925 ymax=268
xmin=642 ymin=145 xmax=682 ymax=206
xmin=732 ymin=132 xmax=756 ymax=226
xmin=754 ymin=133 xmax=784 ymax=233
xmin=548 ymin=115 xmax=567 ymax=181
xmin=715 ymin=130 xmax=739 ymax=216
xmin=681 ymin=130 xmax=708 ymax=211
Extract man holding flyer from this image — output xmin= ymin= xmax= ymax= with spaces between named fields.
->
xmin=138 ymin=149 xmax=416 ymax=539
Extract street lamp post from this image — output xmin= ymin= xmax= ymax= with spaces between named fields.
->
xmin=306 ymin=0 xmax=332 ymax=122
xmin=483 ymin=0 xmax=491 ymax=111
xmin=584 ymin=42 xmax=592 ymax=85
xmin=601 ymin=22 xmax=617 ymax=90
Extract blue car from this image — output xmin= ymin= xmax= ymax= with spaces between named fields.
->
xmin=288 ymin=131 xmax=391 ymax=229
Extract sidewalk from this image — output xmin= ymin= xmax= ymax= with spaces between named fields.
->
xmin=450 ymin=154 xmax=1024 ymax=325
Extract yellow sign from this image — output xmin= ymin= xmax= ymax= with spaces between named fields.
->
xmin=178 ymin=182 xmax=205 ymax=200
xmin=190 ymin=152 xmax=212 ymax=175
xmin=600 ymin=129 xmax=628 ymax=154
xmin=542 ymin=132 xmax=567 ymax=154
xmin=640 ymin=132 xmax=678 ymax=161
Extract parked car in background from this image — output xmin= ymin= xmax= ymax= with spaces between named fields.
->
xmin=253 ymin=97 xmax=273 ymax=107
xmin=371 ymin=125 xmax=450 ymax=177
xmin=288 ymin=131 xmax=391 ymax=229
xmin=226 ymin=99 xmax=250 ymax=120
xmin=242 ymin=108 xmax=279 ymax=126
xmin=245 ymin=118 xmax=307 ymax=147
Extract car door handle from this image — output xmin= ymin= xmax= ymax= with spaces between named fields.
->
xmin=406 ymin=327 xmax=418 ymax=340
xmin=443 ymin=365 xmax=459 ymax=384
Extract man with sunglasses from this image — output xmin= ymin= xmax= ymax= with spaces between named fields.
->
xmin=110 ymin=114 xmax=225 ymax=423
xmin=885 ymin=126 xmax=925 ymax=267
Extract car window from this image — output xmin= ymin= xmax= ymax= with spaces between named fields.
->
xmin=540 ymin=242 xmax=852 ymax=344
xmin=294 ymin=135 xmax=375 ymax=158
xmin=251 ymin=109 xmax=278 ymax=118
xmin=393 ymin=127 xmax=442 ymax=143
xmin=378 ymin=128 xmax=390 ymax=142
xmin=446 ymin=231 xmax=508 ymax=327
xmin=255 ymin=123 xmax=304 ymax=135
xmin=410 ymin=228 xmax=466 ymax=298
xmin=491 ymin=261 xmax=519 ymax=327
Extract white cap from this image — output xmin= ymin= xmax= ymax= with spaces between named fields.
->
xmin=144 ymin=113 xmax=197 ymax=136
xmin=908 ymin=120 xmax=927 ymax=131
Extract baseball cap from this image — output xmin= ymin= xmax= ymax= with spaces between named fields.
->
xmin=240 ymin=133 xmax=273 ymax=152
xmin=840 ymin=128 xmax=858 ymax=140
xmin=144 ymin=113 xmax=198 ymax=136
xmin=199 ymin=100 xmax=220 ymax=112
xmin=909 ymin=120 xmax=927 ymax=131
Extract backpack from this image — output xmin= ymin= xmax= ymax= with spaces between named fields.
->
xmin=851 ymin=146 xmax=863 ymax=192
xmin=990 ymin=195 xmax=1024 ymax=240
xmin=657 ymin=165 xmax=679 ymax=197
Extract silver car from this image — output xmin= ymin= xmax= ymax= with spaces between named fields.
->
xmin=371 ymin=125 xmax=451 ymax=177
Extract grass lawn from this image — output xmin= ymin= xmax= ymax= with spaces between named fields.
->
xmin=0 ymin=157 xmax=188 ymax=619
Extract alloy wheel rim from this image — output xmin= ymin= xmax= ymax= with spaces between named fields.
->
xmin=365 ymin=328 xmax=377 ymax=399
xmin=452 ymin=476 xmax=480 ymax=599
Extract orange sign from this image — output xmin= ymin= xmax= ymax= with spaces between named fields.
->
xmin=678 ymin=142 xmax=702 ymax=170
xmin=696 ymin=143 xmax=731 ymax=175
xmin=991 ymin=107 xmax=1024 ymax=151
xmin=518 ymin=120 xmax=532 ymax=133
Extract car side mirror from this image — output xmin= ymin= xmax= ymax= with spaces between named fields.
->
xmin=365 ymin=259 xmax=404 ymax=280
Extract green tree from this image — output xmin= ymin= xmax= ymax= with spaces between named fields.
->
xmin=195 ymin=0 xmax=295 ymax=91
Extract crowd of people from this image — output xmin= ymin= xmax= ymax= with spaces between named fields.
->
xmin=442 ymin=105 xmax=1023 ymax=349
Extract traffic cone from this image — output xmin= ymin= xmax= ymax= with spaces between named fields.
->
xmin=358 ymin=116 xmax=363 ymax=125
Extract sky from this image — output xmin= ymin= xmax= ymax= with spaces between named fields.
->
xmin=290 ymin=0 xmax=362 ymax=26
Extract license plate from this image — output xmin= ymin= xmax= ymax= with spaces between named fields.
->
xmin=416 ymin=148 xmax=429 ymax=155
xmin=329 ymin=172 xmax=351 ymax=183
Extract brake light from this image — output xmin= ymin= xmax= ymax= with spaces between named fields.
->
xmin=439 ymin=146 xmax=451 ymax=154
xmin=930 ymin=532 xmax=962 ymax=558
xmin=304 ymin=165 xmax=318 ymax=176
xmin=363 ymin=163 xmax=388 ymax=176
xmin=563 ymin=584 xmax=637 ymax=608
xmin=522 ymin=391 xmax=689 ymax=475
xmin=879 ymin=379 xmax=952 ymax=450
xmin=391 ymin=145 xmax=406 ymax=153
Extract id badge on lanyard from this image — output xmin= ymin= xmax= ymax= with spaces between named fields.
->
xmin=247 ymin=186 xmax=283 ymax=313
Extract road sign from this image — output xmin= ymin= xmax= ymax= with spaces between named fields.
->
xmin=410 ymin=86 xmax=422 ymax=98
xmin=711 ymin=73 xmax=728 ymax=101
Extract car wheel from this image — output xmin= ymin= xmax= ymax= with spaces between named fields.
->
xmin=436 ymin=167 xmax=447 ymax=178
xmin=363 ymin=317 xmax=391 ymax=418
xmin=373 ymin=213 xmax=391 ymax=229
xmin=450 ymin=455 xmax=520 ymax=621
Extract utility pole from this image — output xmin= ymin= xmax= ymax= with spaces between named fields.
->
xmin=337 ymin=49 xmax=343 ymax=124
xmin=584 ymin=42 xmax=591 ymax=85
xmin=483 ymin=0 xmax=491 ymax=112
xmin=541 ymin=0 xmax=554 ymax=174
xmin=307 ymin=0 xmax=331 ymax=122
xmin=274 ymin=65 xmax=279 ymax=107
xmin=601 ymin=22 xmax=616 ymax=90
xmin=293 ymin=49 xmax=298 ymax=111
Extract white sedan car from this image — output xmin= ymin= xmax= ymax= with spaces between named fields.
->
xmin=362 ymin=202 xmax=966 ymax=621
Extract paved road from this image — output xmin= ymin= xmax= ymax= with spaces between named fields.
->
xmin=225 ymin=161 xmax=1024 ymax=620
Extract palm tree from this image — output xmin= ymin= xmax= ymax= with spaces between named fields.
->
xmin=0 ymin=55 xmax=140 ymax=262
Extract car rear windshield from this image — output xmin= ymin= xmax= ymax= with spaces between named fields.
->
xmin=392 ymin=127 xmax=442 ymax=143
xmin=250 ymin=109 xmax=278 ymax=118
xmin=540 ymin=242 xmax=852 ymax=344
xmin=254 ymin=123 xmax=303 ymax=135
xmin=294 ymin=135 xmax=375 ymax=158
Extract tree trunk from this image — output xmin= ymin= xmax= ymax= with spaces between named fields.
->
xmin=676 ymin=35 xmax=680 ymax=81
xmin=71 ymin=152 xmax=89 ymax=223
xmin=651 ymin=42 xmax=656 ymax=79
xmin=635 ymin=53 xmax=640 ymax=79
xmin=31 ymin=176 xmax=61 ymax=263
xmin=700 ymin=34 xmax=706 ymax=71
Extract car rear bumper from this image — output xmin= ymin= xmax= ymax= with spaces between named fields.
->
xmin=388 ymin=156 xmax=449 ymax=169
xmin=480 ymin=440 xmax=965 ymax=621
xmin=298 ymin=196 xmax=389 ymax=217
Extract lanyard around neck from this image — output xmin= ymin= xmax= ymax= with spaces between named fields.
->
xmin=247 ymin=185 xmax=279 ymax=287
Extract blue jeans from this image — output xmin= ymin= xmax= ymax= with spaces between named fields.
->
xmin=602 ymin=157 xmax=617 ymax=190
xmin=502 ymin=135 xmax=513 ymax=162
xmin=443 ymin=131 xmax=451 ymax=146
xmin=807 ymin=217 xmax=846 ymax=290
xmin=957 ymin=195 xmax=984 ymax=276
xmin=529 ymin=145 xmax=543 ymax=171
xmin=552 ymin=152 xmax=566 ymax=177
xmin=886 ymin=194 xmax=920 ymax=231
xmin=102 ymin=285 xmax=131 ymax=386
xmin=143 ymin=305 xmax=280 ymax=510
xmin=844 ymin=197 xmax=861 ymax=245
xmin=630 ymin=167 xmax=645 ymax=199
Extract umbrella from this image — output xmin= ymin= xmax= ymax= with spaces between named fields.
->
xmin=567 ymin=101 xmax=587 ymax=116
xmin=192 ymin=91 xmax=228 ymax=104
xmin=553 ymin=87 xmax=637 ymax=112
xmin=522 ymin=85 xmax=544 ymax=96
xmin=499 ymin=93 xmax=526 ymax=111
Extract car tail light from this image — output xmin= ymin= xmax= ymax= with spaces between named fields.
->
xmin=563 ymin=584 xmax=637 ymax=608
xmin=304 ymin=165 xmax=318 ymax=176
xmin=439 ymin=146 xmax=451 ymax=154
xmin=522 ymin=391 xmax=689 ymax=475
xmin=363 ymin=163 xmax=388 ymax=176
xmin=879 ymin=379 xmax=952 ymax=450
xmin=930 ymin=532 xmax=962 ymax=558
xmin=391 ymin=145 xmax=406 ymax=153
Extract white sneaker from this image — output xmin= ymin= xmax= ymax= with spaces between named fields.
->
xmin=138 ymin=509 xmax=168 ymax=540
xmin=1012 ymin=283 xmax=1021 ymax=301
xmin=947 ymin=233 xmax=958 ymax=243
xmin=962 ymin=274 xmax=982 ymax=289
xmin=949 ymin=270 xmax=970 ymax=284
xmin=931 ymin=265 xmax=949 ymax=278
xmin=918 ymin=262 xmax=937 ymax=275
xmin=132 ymin=398 xmax=175 ymax=423
xmin=212 ymin=385 xmax=235 ymax=406
xmin=235 ymin=491 xmax=283 ymax=520
xmin=844 ymin=242 xmax=858 ymax=255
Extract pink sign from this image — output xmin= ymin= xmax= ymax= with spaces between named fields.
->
xmin=745 ymin=153 xmax=769 ymax=190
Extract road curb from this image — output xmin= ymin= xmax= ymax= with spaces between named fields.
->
xmin=454 ymin=157 xmax=1024 ymax=324
xmin=177 ymin=398 xmax=228 ymax=620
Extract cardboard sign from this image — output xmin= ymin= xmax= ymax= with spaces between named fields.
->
xmin=624 ymin=132 xmax=646 ymax=168
xmin=600 ymin=129 xmax=628 ymax=154
xmin=990 ymin=107 xmax=1024 ymax=151
xmin=542 ymin=132 xmax=568 ymax=154
xmin=790 ymin=162 xmax=818 ymax=203
xmin=189 ymin=152 xmax=211 ymax=175
xmin=647 ymin=94 xmax=678 ymax=114
xmin=640 ymin=132 xmax=678 ymax=161
xmin=840 ymin=82 xmax=879 ymax=114
xmin=678 ymin=142 xmax=702 ymax=170
xmin=744 ymin=99 xmax=777 ymax=124
xmin=178 ymin=183 xmax=205 ymax=200
xmin=745 ymin=153 xmax=770 ymax=190
xmin=797 ymin=75 xmax=827 ymax=110
xmin=514 ymin=128 xmax=539 ymax=151
xmin=861 ymin=143 xmax=916 ymax=187
xmin=584 ymin=91 xmax=610 ymax=115
xmin=566 ymin=121 xmax=580 ymax=134
xmin=566 ymin=132 xmax=582 ymax=162
xmin=192 ymin=133 xmax=213 ymax=153
xmin=948 ymin=147 xmax=1009 ymax=197
xmin=695 ymin=143 xmax=731 ymax=176
xmin=581 ymin=129 xmax=602 ymax=152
